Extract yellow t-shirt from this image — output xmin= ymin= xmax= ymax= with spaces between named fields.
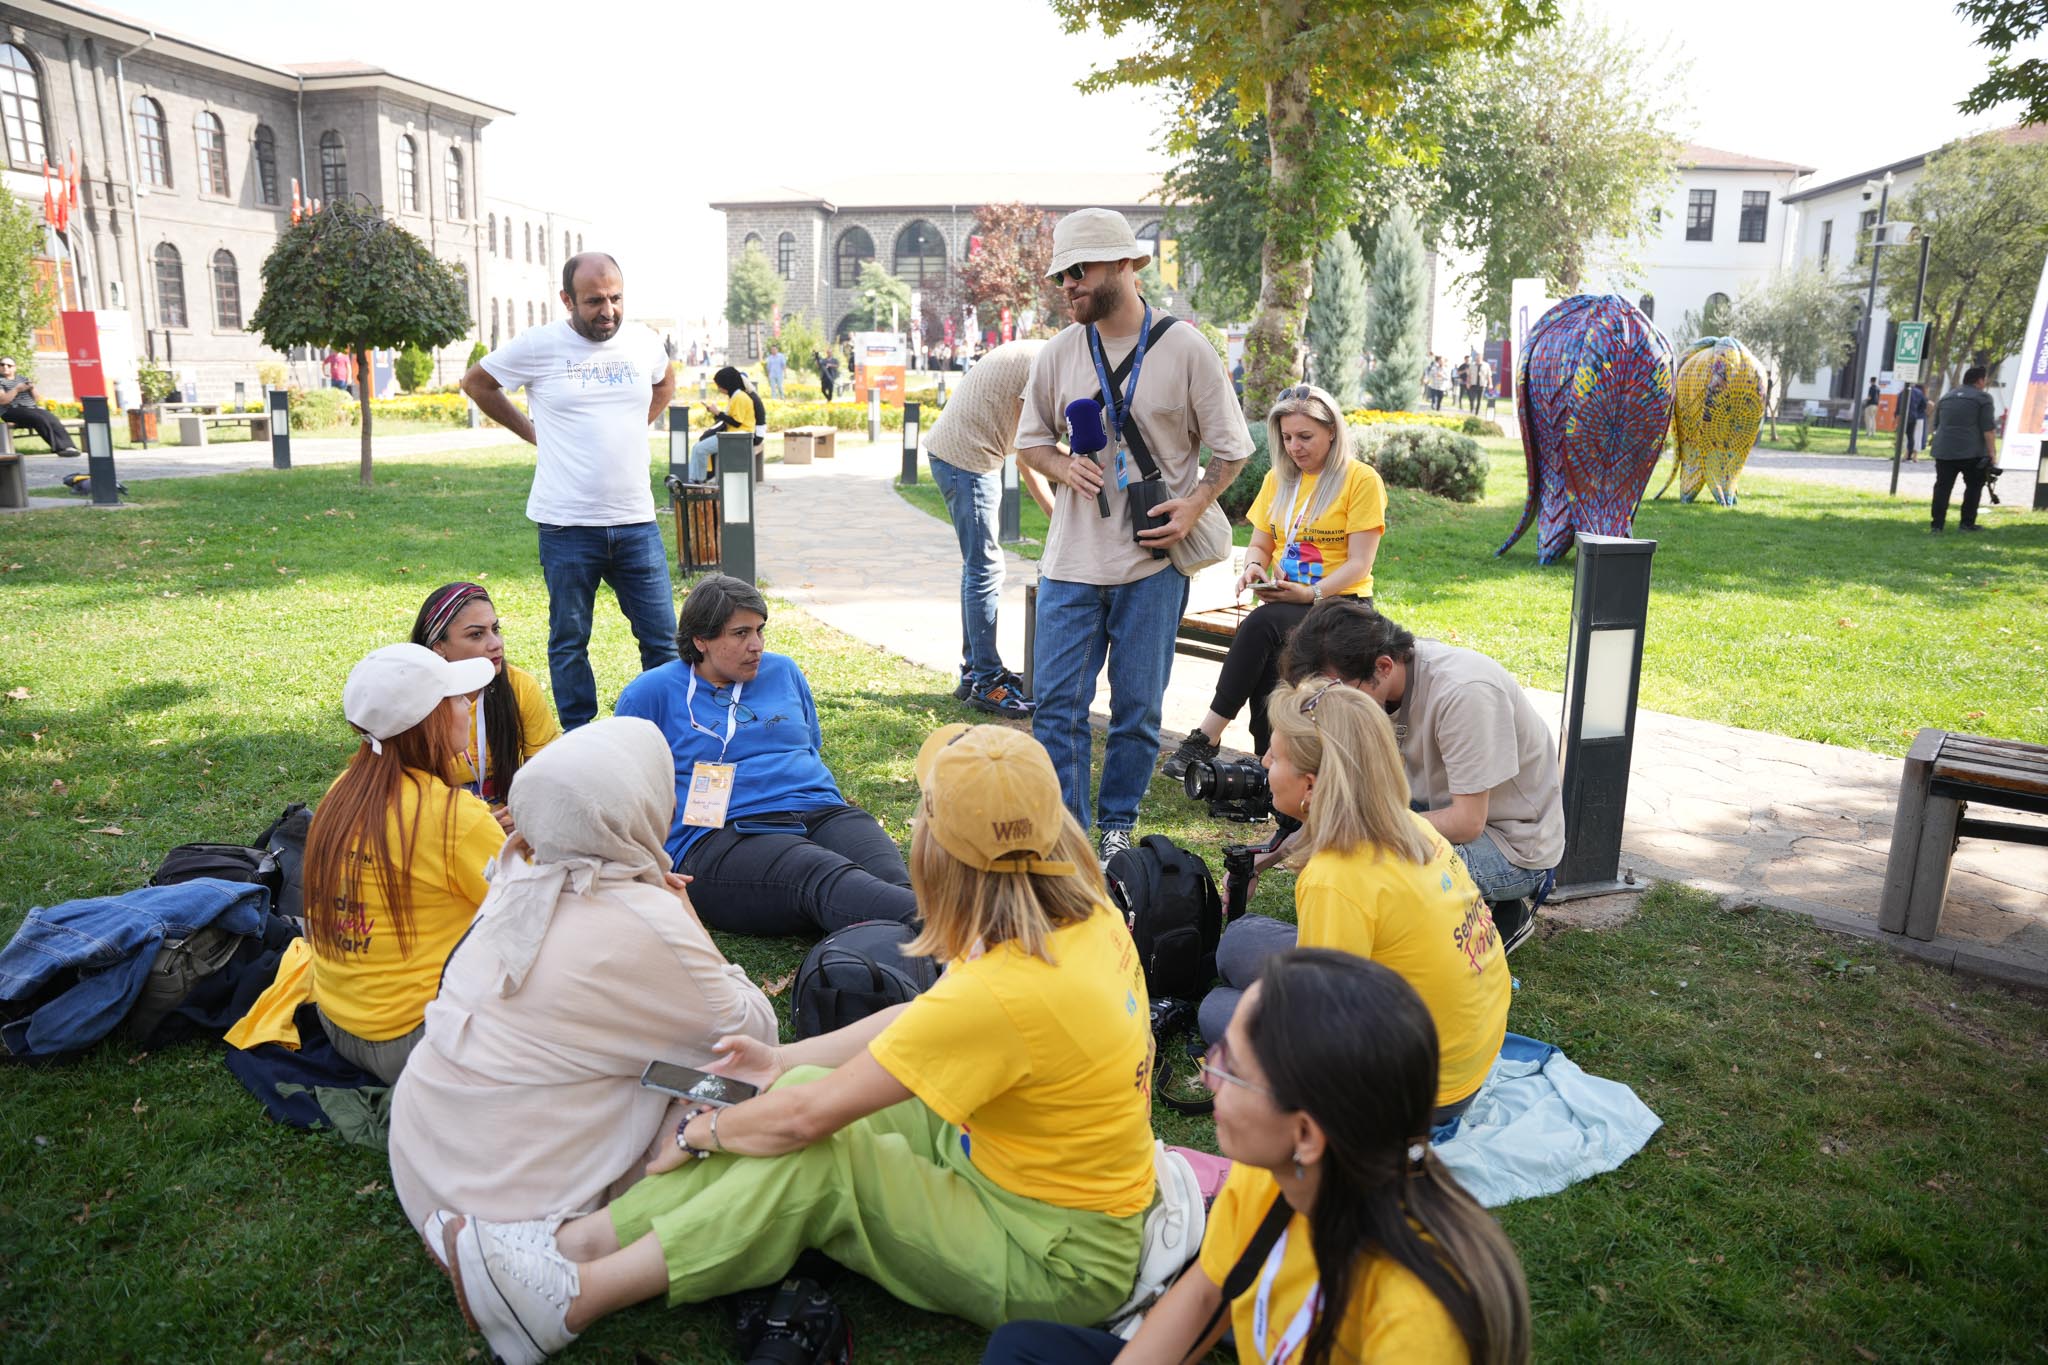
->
xmin=447 ymin=664 xmax=562 ymax=798
xmin=727 ymin=388 xmax=759 ymax=435
xmin=869 ymin=905 xmax=1156 ymax=1217
xmin=1295 ymin=814 xmax=1509 ymax=1105
xmin=1199 ymin=1163 xmax=1469 ymax=1365
xmin=1246 ymin=459 xmax=1387 ymax=598
xmin=311 ymin=769 xmax=506 ymax=1042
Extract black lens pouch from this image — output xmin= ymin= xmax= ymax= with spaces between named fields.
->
xmin=1127 ymin=478 xmax=1171 ymax=558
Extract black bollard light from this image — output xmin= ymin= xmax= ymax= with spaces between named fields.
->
xmin=268 ymin=388 xmax=291 ymax=469
xmin=1550 ymin=534 xmax=1657 ymax=900
xmin=667 ymin=403 xmax=691 ymax=484
xmin=999 ymin=453 xmax=1022 ymax=543
xmin=900 ymin=401 xmax=921 ymax=486
xmin=80 ymin=396 xmax=119 ymax=506
xmin=2035 ymin=440 xmax=2048 ymax=512
xmin=717 ymin=431 xmax=756 ymax=586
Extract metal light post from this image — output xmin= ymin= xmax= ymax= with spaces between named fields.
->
xmin=900 ymin=401 xmax=921 ymax=486
xmin=1848 ymin=173 xmax=1893 ymax=456
xmin=999 ymin=454 xmax=1022 ymax=542
xmin=1889 ymin=232 xmax=1933 ymax=496
xmin=267 ymin=388 xmax=291 ymax=469
xmin=2035 ymin=441 xmax=2048 ymax=512
xmin=1550 ymin=535 xmax=1658 ymax=900
xmin=667 ymin=403 xmax=691 ymax=484
xmin=717 ymin=430 xmax=755 ymax=586
xmin=81 ymin=395 xmax=119 ymax=506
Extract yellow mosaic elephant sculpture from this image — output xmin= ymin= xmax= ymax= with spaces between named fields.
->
xmin=1666 ymin=336 xmax=1764 ymax=506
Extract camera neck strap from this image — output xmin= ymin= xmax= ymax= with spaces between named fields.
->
xmin=1088 ymin=312 xmax=1179 ymax=483
xmin=1180 ymin=1193 xmax=1294 ymax=1365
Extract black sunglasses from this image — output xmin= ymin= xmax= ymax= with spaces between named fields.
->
xmin=1052 ymin=263 xmax=1090 ymax=283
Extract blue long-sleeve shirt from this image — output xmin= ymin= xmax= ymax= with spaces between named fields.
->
xmin=615 ymin=654 xmax=846 ymax=866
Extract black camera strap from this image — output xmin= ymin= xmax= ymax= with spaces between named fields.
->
xmin=1179 ymin=1193 xmax=1293 ymax=1365
xmin=1090 ymin=313 xmax=1181 ymax=484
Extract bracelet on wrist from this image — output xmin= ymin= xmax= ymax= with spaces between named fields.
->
xmin=675 ymin=1113 xmax=712 ymax=1160
xmin=708 ymin=1106 xmax=724 ymax=1152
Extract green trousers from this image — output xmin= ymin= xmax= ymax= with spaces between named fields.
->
xmin=608 ymin=1066 xmax=1145 ymax=1330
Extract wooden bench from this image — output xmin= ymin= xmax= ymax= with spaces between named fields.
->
xmin=175 ymin=412 xmax=270 ymax=447
xmin=783 ymin=426 xmax=837 ymax=464
xmin=1021 ymin=583 xmax=1251 ymax=694
xmin=1879 ymin=728 xmax=2048 ymax=940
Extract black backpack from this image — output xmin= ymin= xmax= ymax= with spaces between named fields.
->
xmin=792 ymin=920 xmax=941 ymax=1040
xmin=1104 ymin=834 xmax=1223 ymax=1004
xmin=255 ymin=802 xmax=312 ymax=922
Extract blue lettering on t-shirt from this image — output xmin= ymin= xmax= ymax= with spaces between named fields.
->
xmin=565 ymin=358 xmax=639 ymax=389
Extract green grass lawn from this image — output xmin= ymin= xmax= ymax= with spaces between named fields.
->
xmin=1754 ymin=423 xmax=1905 ymax=457
xmin=900 ymin=441 xmax=2048 ymax=756
xmin=3 ymin=454 xmax=2047 ymax=1361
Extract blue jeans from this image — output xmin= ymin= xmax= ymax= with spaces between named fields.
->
xmin=1031 ymin=568 xmax=1188 ymax=833
xmin=1453 ymin=828 xmax=1549 ymax=903
xmin=537 ymin=521 xmax=680 ymax=730
xmin=981 ymin=1322 xmax=1123 ymax=1364
xmin=687 ymin=433 xmax=718 ymax=483
xmin=929 ymin=455 xmax=1005 ymax=686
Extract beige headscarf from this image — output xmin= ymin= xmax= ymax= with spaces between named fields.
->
xmin=466 ymin=716 xmax=676 ymax=996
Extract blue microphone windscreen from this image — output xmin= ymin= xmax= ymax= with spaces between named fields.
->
xmin=1065 ymin=398 xmax=1108 ymax=455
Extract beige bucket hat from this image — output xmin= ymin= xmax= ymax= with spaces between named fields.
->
xmin=1045 ymin=207 xmax=1152 ymax=279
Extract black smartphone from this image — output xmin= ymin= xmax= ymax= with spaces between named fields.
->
xmin=639 ymin=1059 xmax=760 ymax=1107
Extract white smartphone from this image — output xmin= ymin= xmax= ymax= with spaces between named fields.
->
xmin=638 ymin=1059 xmax=760 ymax=1108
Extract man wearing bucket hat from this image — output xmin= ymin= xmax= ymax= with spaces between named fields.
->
xmin=1016 ymin=208 xmax=1252 ymax=862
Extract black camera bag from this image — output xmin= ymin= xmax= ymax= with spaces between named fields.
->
xmin=1104 ymin=834 xmax=1222 ymax=1004
xmin=792 ymin=920 xmax=941 ymax=1040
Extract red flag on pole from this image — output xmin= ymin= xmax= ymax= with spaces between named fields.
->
xmin=42 ymin=162 xmax=56 ymax=226
xmin=291 ymin=178 xmax=303 ymax=224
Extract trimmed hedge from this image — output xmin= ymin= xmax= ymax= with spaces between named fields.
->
xmin=1351 ymin=423 xmax=1487 ymax=503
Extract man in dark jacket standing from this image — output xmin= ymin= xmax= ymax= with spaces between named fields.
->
xmin=1927 ymin=366 xmax=1998 ymax=533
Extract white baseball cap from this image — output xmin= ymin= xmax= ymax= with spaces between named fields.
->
xmin=342 ymin=643 xmax=495 ymax=752
xmin=1045 ymin=208 xmax=1151 ymax=279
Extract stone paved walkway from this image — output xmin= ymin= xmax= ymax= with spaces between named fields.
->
xmin=755 ymin=438 xmax=2048 ymax=989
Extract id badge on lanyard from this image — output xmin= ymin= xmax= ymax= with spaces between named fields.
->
xmin=1088 ymin=305 xmax=1151 ymax=494
xmin=681 ymin=671 xmax=744 ymax=829
xmin=1251 ymin=1227 xmax=1321 ymax=1364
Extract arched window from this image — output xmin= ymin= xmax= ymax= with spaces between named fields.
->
xmin=576 ymin=232 xmax=583 ymax=253
xmin=396 ymin=134 xmax=419 ymax=211
xmin=1638 ymin=293 xmax=1655 ymax=322
xmin=488 ymin=213 xmax=497 ymax=253
xmin=563 ymin=229 xmax=571 ymax=260
xmin=154 ymin=243 xmax=187 ymax=328
xmin=834 ymin=227 xmax=874 ymax=287
xmin=1135 ymin=219 xmax=1163 ymax=251
xmin=134 ymin=96 xmax=170 ymax=188
xmin=893 ymin=220 xmax=945 ymax=284
xmin=776 ymin=231 xmax=796 ymax=279
xmin=1705 ymin=291 xmax=1730 ymax=312
xmin=318 ymin=130 xmax=346 ymax=201
xmin=211 ymin=249 xmax=241 ymax=329
xmin=1704 ymin=291 xmax=1731 ymax=331
xmin=526 ymin=301 xmax=535 ymax=328
xmin=538 ymin=229 xmax=547 ymax=269
xmin=541 ymin=302 xmax=549 ymax=324
xmin=524 ymin=222 xmax=532 ymax=263
xmin=490 ymin=297 xmax=500 ymax=348
xmin=742 ymin=232 xmax=763 ymax=255
xmin=0 ymin=44 xmax=49 ymax=169
xmin=505 ymin=297 xmax=516 ymax=337
xmin=252 ymin=124 xmax=279 ymax=205
xmin=444 ymin=147 xmax=464 ymax=219
xmin=834 ymin=312 xmax=860 ymax=342
xmin=195 ymin=112 xmax=228 ymax=196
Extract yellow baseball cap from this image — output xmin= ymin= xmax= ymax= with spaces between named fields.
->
xmin=914 ymin=724 xmax=1078 ymax=876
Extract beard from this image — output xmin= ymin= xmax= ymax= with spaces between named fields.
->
xmin=1068 ymin=278 xmax=1119 ymax=325
xmin=571 ymin=312 xmax=621 ymax=342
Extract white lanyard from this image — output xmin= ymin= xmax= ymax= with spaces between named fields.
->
xmin=467 ymin=698 xmax=489 ymax=797
xmin=685 ymin=669 xmax=744 ymax=762
xmin=1250 ymin=1227 xmax=1321 ymax=1365
xmin=1280 ymin=474 xmax=1320 ymax=549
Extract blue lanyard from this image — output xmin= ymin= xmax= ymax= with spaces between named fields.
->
xmin=1086 ymin=303 xmax=1152 ymax=444
xmin=684 ymin=669 xmax=744 ymax=763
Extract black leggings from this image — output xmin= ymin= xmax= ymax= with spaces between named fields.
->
xmin=1206 ymin=596 xmax=1370 ymax=755
xmin=680 ymin=805 xmax=917 ymax=937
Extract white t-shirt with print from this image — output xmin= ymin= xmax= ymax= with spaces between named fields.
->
xmin=480 ymin=320 xmax=669 ymax=526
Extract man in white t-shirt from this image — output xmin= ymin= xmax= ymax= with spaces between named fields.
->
xmin=461 ymin=252 xmax=678 ymax=730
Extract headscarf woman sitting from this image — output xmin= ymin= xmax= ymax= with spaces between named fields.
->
xmin=389 ymin=717 xmax=775 ymax=1264
xmin=689 ymin=365 xmax=766 ymax=482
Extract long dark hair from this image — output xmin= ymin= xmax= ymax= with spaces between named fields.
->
xmin=712 ymin=365 xmax=764 ymax=429
xmin=1244 ymin=950 xmax=1532 ymax=1365
xmin=411 ymin=582 xmax=526 ymax=801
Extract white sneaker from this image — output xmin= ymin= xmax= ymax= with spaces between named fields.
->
xmin=448 ymin=1214 xmax=581 ymax=1364
xmin=1099 ymin=828 xmax=1134 ymax=868
xmin=428 ymin=1210 xmax=563 ymax=1271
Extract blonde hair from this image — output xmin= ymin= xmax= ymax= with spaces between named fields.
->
xmin=1264 ymin=382 xmax=1354 ymax=541
xmin=1268 ymin=679 xmax=1432 ymax=867
xmin=905 ymin=808 xmax=1108 ymax=965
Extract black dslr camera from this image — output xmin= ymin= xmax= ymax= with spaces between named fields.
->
xmin=731 ymin=1277 xmax=852 ymax=1365
xmin=1184 ymin=755 xmax=1272 ymax=822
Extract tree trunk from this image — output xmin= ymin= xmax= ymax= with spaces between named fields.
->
xmin=357 ymin=345 xmax=374 ymax=486
xmin=1242 ymin=3 xmax=1315 ymax=418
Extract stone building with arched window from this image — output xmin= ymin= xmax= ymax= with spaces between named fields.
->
xmin=710 ymin=173 xmax=1186 ymax=360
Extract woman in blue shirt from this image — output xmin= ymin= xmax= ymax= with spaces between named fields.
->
xmin=615 ymin=574 xmax=917 ymax=936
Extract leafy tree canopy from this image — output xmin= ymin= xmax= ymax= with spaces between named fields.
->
xmin=1722 ymin=270 xmax=1858 ymax=436
xmin=958 ymin=203 xmax=1064 ymax=327
xmin=844 ymin=263 xmax=913 ymax=334
xmin=1956 ymin=0 xmax=2048 ymax=123
xmin=0 ymin=194 xmax=54 ymax=377
xmin=725 ymin=243 xmax=784 ymax=330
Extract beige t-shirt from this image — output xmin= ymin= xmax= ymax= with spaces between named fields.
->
xmin=1016 ymin=318 xmax=1252 ymax=586
xmin=1394 ymin=639 xmax=1566 ymax=870
xmin=924 ymin=340 xmax=1046 ymax=475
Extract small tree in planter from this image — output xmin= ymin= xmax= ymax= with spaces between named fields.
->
xmin=250 ymin=199 xmax=469 ymax=485
xmin=131 ymin=361 xmax=174 ymax=440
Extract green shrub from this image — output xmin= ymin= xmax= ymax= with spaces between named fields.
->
xmin=1461 ymin=415 xmax=1504 ymax=438
xmin=1789 ymin=420 xmax=1812 ymax=451
xmin=288 ymin=387 xmax=358 ymax=430
xmin=1219 ymin=423 xmax=1272 ymax=522
xmin=1352 ymin=423 xmax=1486 ymax=503
xmin=759 ymin=399 xmax=903 ymax=432
xmin=395 ymin=343 xmax=434 ymax=394
xmin=466 ymin=340 xmax=487 ymax=368
xmin=137 ymin=361 xmax=173 ymax=406
xmin=369 ymin=393 xmax=470 ymax=424
xmin=257 ymin=361 xmax=287 ymax=391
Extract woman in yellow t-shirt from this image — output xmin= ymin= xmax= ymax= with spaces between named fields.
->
xmin=411 ymin=581 xmax=562 ymax=811
xmin=1199 ymin=681 xmax=1511 ymax=1120
xmin=984 ymin=950 xmax=1532 ymax=1365
xmin=433 ymin=724 xmax=1157 ymax=1362
xmin=306 ymin=644 xmax=508 ymax=1085
xmin=1163 ymin=383 xmax=1387 ymax=778
xmin=688 ymin=365 xmax=765 ymax=482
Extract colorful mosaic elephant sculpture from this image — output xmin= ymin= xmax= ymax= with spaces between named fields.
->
xmin=1497 ymin=294 xmax=1674 ymax=564
xmin=1663 ymin=336 xmax=1765 ymax=506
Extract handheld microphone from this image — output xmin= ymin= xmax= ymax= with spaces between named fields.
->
xmin=1064 ymin=397 xmax=1113 ymax=517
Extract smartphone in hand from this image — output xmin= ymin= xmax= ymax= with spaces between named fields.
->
xmin=640 ymin=1059 xmax=761 ymax=1107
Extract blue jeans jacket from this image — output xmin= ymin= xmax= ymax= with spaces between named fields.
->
xmin=0 ymin=878 xmax=272 ymax=1057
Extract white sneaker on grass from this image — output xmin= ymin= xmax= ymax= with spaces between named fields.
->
xmin=447 ymin=1214 xmax=581 ymax=1364
xmin=1098 ymin=828 xmax=1134 ymax=867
